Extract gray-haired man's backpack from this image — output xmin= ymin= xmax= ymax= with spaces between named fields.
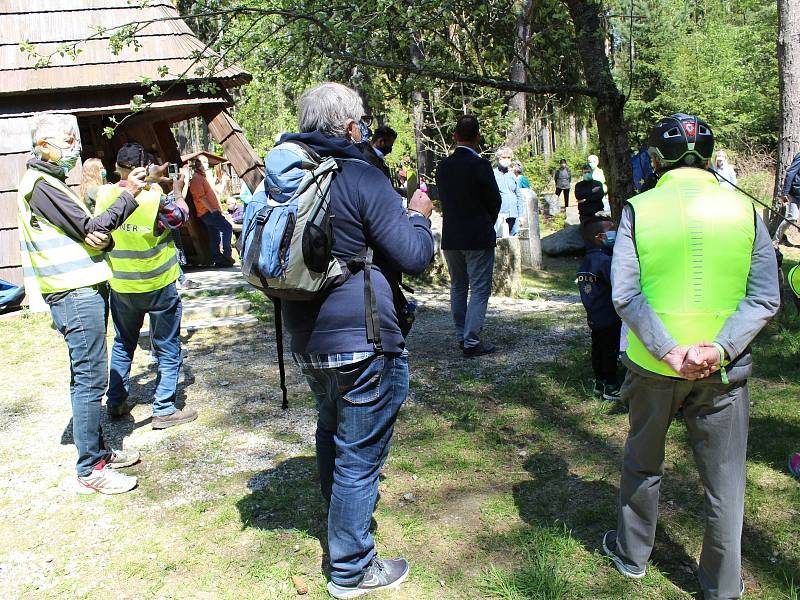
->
xmin=240 ymin=141 xmax=382 ymax=408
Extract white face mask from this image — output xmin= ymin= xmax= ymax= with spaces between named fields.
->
xmin=499 ymin=158 xmax=512 ymax=169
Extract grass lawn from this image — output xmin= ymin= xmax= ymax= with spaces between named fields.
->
xmin=0 ymin=247 xmax=798 ymax=599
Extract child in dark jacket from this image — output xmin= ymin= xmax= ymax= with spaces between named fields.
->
xmin=576 ymin=219 xmax=622 ymax=400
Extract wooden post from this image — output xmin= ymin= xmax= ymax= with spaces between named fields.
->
xmin=524 ymin=189 xmax=542 ymax=270
xmin=201 ymin=106 xmax=264 ymax=193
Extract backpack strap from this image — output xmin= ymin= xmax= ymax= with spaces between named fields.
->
xmin=362 ymin=248 xmax=383 ymax=353
xmin=271 ymin=296 xmax=289 ymax=410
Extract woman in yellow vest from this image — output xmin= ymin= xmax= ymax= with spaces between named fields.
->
xmin=603 ymin=113 xmax=780 ymax=600
xmin=95 ymin=144 xmax=198 ymax=430
xmin=18 ymin=114 xmax=146 ymax=494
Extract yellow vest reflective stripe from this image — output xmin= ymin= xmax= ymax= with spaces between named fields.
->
xmin=94 ymin=184 xmax=179 ymax=293
xmin=16 ymin=168 xmax=111 ymax=293
xmin=626 ymin=168 xmax=755 ymax=377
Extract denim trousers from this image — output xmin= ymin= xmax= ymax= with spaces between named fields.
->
xmin=443 ymin=248 xmax=495 ymax=349
xmin=49 ymin=285 xmax=110 ymax=476
xmin=300 ymin=352 xmax=409 ymax=585
xmin=107 ymin=283 xmax=182 ymax=417
xmin=200 ymin=211 xmax=233 ymax=262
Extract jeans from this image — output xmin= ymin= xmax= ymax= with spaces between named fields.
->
xmin=300 ymin=352 xmax=409 ymax=585
xmin=107 ymin=283 xmax=182 ymax=417
xmin=616 ymin=371 xmax=749 ymax=600
xmin=200 ymin=211 xmax=233 ymax=263
xmin=49 ymin=286 xmax=110 ymax=476
xmin=443 ymin=248 xmax=494 ymax=349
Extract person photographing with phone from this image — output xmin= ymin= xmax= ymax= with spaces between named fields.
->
xmin=94 ymin=143 xmax=198 ymax=431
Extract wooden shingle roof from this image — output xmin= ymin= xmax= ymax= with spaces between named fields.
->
xmin=0 ymin=0 xmax=250 ymax=96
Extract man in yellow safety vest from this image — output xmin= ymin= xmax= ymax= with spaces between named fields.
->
xmin=18 ymin=114 xmax=145 ymax=494
xmin=95 ymin=143 xmax=198 ymax=430
xmin=603 ymin=113 xmax=780 ymax=599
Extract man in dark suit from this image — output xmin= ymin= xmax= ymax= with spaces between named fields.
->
xmin=435 ymin=115 xmax=502 ymax=357
xmin=358 ymin=125 xmax=397 ymax=182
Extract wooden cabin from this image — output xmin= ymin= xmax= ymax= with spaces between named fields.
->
xmin=0 ymin=0 xmax=265 ymax=307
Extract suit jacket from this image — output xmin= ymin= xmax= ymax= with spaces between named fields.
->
xmin=436 ymin=146 xmax=502 ymax=250
xmin=357 ymin=142 xmax=392 ymax=181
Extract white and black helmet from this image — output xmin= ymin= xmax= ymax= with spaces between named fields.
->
xmin=648 ymin=113 xmax=714 ymax=169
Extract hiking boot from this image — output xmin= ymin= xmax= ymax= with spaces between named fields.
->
xmin=602 ymin=530 xmax=645 ymax=579
xmin=463 ymin=341 xmax=496 ymax=358
xmin=106 ymin=401 xmax=134 ymax=420
xmin=152 ymin=407 xmax=198 ymax=430
xmin=77 ymin=460 xmax=137 ymax=495
xmin=107 ymin=448 xmax=141 ymax=469
xmin=602 ymin=383 xmax=622 ymax=401
xmin=327 ymin=557 xmax=410 ymax=599
xmin=213 ymin=256 xmax=235 ymax=267
xmin=592 ymin=379 xmax=605 ymax=398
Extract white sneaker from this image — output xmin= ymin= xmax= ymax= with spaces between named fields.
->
xmin=77 ymin=463 xmax=137 ymax=495
xmin=106 ymin=448 xmax=140 ymax=469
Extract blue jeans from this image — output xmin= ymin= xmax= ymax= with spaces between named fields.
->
xmin=300 ymin=352 xmax=409 ymax=585
xmin=107 ymin=283 xmax=182 ymax=417
xmin=200 ymin=211 xmax=233 ymax=263
xmin=49 ymin=286 xmax=110 ymax=476
xmin=443 ymin=248 xmax=495 ymax=349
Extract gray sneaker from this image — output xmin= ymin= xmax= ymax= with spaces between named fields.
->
xmin=327 ymin=557 xmax=410 ymax=599
xmin=602 ymin=530 xmax=645 ymax=578
xmin=77 ymin=463 xmax=137 ymax=495
xmin=107 ymin=448 xmax=140 ymax=469
xmin=152 ymin=407 xmax=198 ymax=430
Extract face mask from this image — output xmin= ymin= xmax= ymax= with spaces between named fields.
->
xmin=56 ymin=145 xmax=81 ymax=175
xmin=100 ymin=169 xmax=107 ymax=179
xmin=602 ymin=231 xmax=617 ymax=248
xmin=499 ymin=158 xmax=512 ymax=169
xmin=583 ymin=173 xmax=593 ymax=181
xmin=358 ymin=121 xmax=371 ymax=142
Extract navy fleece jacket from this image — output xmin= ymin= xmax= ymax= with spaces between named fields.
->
xmin=279 ymin=131 xmax=435 ymax=354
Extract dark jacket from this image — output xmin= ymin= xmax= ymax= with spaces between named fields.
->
xmin=435 ymin=146 xmax=502 ymax=250
xmin=357 ymin=142 xmax=392 ymax=182
xmin=782 ymin=151 xmax=800 ymax=200
xmin=575 ymin=178 xmax=605 ymax=221
xmin=279 ymin=131 xmax=435 ymax=355
xmin=577 ymin=246 xmax=620 ymax=331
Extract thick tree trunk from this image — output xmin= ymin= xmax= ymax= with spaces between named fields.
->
xmin=563 ymin=0 xmax=633 ymax=221
xmin=508 ymin=0 xmax=537 ymax=147
xmin=775 ymin=0 xmax=800 ymax=231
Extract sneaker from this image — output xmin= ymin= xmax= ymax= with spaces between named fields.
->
xmin=327 ymin=557 xmax=410 ymax=599
xmin=107 ymin=448 xmax=141 ymax=469
xmin=463 ymin=341 xmax=496 ymax=358
xmin=152 ymin=407 xmax=198 ymax=430
xmin=602 ymin=383 xmax=622 ymax=401
xmin=77 ymin=460 xmax=137 ymax=495
xmin=180 ymin=279 xmax=202 ymax=290
xmin=106 ymin=401 xmax=134 ymax=420
xmin=592 ymin=379 xmax=605 ymax=398
xmin=788 ymin=452 xmax=800 ymax=478
xmin=602 ymin=530 xmax=645 ymax=579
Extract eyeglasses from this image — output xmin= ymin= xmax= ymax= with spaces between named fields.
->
xmin=43 ymin=137 xmax=76 ymax=150
xmin=361 ymin=114 xmax=373 ymax=126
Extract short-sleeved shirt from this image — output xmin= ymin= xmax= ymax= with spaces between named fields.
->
xmin=189 ymin=172 xmax=221 ymax=217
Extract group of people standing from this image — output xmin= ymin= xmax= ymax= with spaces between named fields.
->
xmin=15 ymin=86 xmax=796 ymax=600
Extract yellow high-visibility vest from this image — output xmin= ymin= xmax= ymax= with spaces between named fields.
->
xmin=17 ymin=168 xmax=111 ymax=293
xmin=626 ymin=168 xmax=755 ymax=376
xmin=94 ymin=184 xmax=179 ymax=293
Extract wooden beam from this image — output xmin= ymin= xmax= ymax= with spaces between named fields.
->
xmin=201 ymin=107 xmax=264 ymax=193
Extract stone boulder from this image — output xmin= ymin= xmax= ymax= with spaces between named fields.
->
xmin=542 ymin=193 xmax=560 ymax=217
xmin=541 ymin=224 xmax=585 ymax=257
xmin=492 ymin=236 xmax=521 ymax=297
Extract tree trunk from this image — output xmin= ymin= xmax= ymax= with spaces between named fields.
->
xmin=508 ymin=0 xmax=537 ymax=147
xmin=775 ymin=0 xmax=800 ymax=231
xmin=410 ymin=38 xmax=435 ymax=181
xmin=563 ymin=0 xmax=634 ymax=221
xmin=568 ymin=114 xmax=577 ymax=146
xmin=540 ymin=117 xmax=551 ymax=159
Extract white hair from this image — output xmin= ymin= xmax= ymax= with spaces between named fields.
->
xmin=298 ymin=82 xmax=364 ymax=137
xmin=29 ymin=113 xmax=80 ymax=154
xmin=588 ymin=154 xmax=599 ymax=166
xmin=495 ymin=146 xmax=514 ymax=159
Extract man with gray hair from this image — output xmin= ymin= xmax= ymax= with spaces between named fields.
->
xmin=275 ymin=82 xmax=435 ymax=598
xmin=18 ymin=113 xmax=145 ymax=494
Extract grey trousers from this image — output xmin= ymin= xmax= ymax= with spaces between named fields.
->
xmin=443 ymin=248 xmax=494 ymax=349
xmin=616 ymin=370 xmax=749 ymax=600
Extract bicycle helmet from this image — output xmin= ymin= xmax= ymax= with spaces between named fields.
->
xmin=648 ymin=113 xmax=714 ymax=170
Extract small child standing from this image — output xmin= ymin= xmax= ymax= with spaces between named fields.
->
xmin=576 ymin=218 xmax=622 ymax=400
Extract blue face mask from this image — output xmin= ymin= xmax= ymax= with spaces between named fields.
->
xmin=583 ymin=172 xmax=593 ymax=181
xmin=358 ymin=121 xmax=372 ymax=142
xmin=56 ymin=146 xmax=81 ymax=175
xmin=602 ymin=230 xmax=617 ymax=248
